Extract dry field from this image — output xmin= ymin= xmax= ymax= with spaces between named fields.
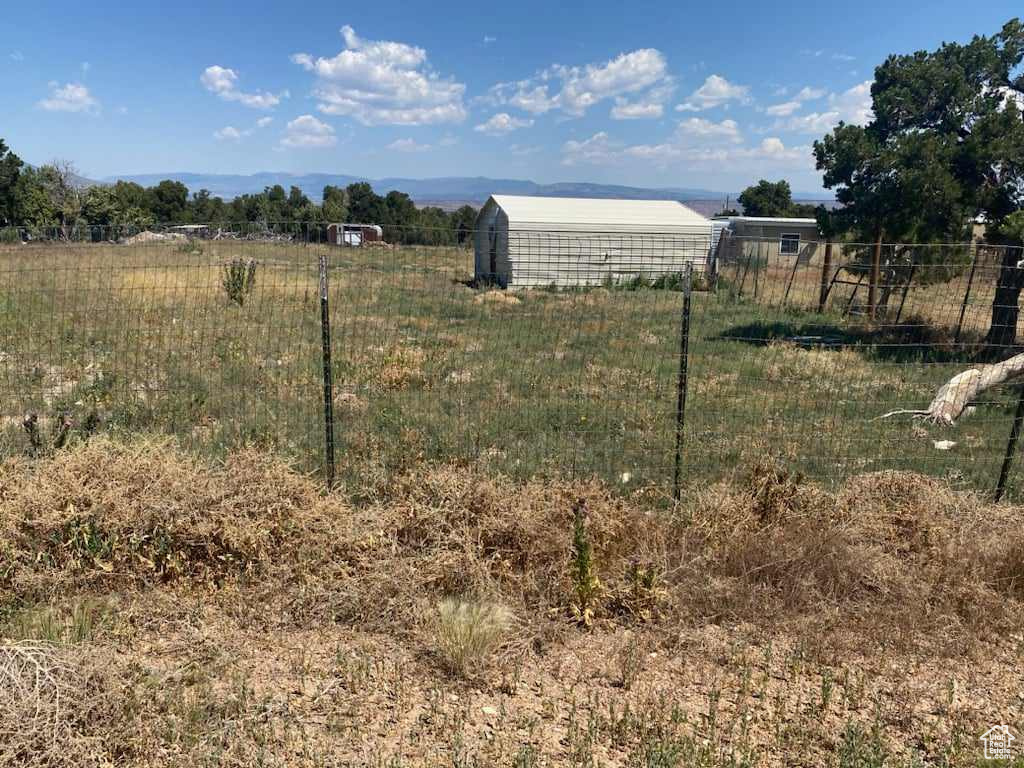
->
xmin=2 ymin=439 xmax=1024 ymax=766
xmin=0 ymin=237 xmax=1022 ymax=500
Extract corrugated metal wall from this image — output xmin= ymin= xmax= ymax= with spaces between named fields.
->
xmin=505 ymin=230 xmax=712 ymax=288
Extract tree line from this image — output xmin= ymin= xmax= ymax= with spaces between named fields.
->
xmin=0 ymin=143 xmax=478 ymax=246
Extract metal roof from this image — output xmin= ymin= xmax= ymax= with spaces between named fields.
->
xmin=487 ymin=195 xmax=710 ymax=228
xmin=713 ymin=215 xmax=820 ymax=228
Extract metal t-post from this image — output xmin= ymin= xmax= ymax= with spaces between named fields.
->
xmin=995 ymin=386 xmax=1024 ymax=503
xmin=954 ymin=245 xmax=979 ymax=345
xmin=318 ymin=252 xmax=336 ymax=489
xmin=673 ymin=263 xmax=693 ymax=502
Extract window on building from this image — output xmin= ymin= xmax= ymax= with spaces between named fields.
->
xmin=780 ymin=233 xmax=800 ymax=255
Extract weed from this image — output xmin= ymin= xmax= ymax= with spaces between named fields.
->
xmin=221 ymin=258 xmax=257 ymax=305
xmin=432 ymin=598 xmax=511 ymax=677
xmin=837 ymin=718 xmax=890 ymax=768
xmin=513 ymin=745 xmax=539 ymax=768
xmin=613 ymin=561 xmax=666 ymax=622
xmin=631 ymin=733 xmax=685 ymax=768
xmin=2 ymin=599 xmax=111 ymax=644
xmin=569 ymin=499 xmax=602 ymax=627
xmin=21 ymin=412 xmax=73 ymax=457
xmin=615 ymin=635 xmax=645 ymax=690
xmin=820 ymin=669 xmax=835 ymax=714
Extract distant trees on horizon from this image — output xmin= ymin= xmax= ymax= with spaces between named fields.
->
xmin=0 ymin=139 xmax=479 ymax=245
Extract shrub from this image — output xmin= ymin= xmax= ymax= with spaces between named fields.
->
xmin=176 ymin=239 xmax=203 ymax=256
xmin=221 ymin=258 xmax=257 ymax=306
xmin=433 ymin=598 xmax=511 ymax=677
xmin=21 ymin=412 xmax=74 ymax=457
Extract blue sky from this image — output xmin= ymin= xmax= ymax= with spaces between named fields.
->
xmin=1 ymin=0 xmax=1020 ymax=193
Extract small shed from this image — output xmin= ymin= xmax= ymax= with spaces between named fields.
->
xmin=474 ymin=195 xmax=714 ymax=288
xmin=713 ymin=216 xmax=822 ymax=264
xmin=327 ymin=223 xmax=383 ymax=247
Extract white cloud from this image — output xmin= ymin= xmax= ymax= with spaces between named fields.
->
xmin=676 ymin=75 xmax=750 ymax=112
xmin=474 ymin=112 xmax=533 ymax=135
xmin=214 ymin=117 xmax=274 ymax=141
xmin=772 ymin=81 xmax=872 ymax=133
xmin=38 ymin=82 xmax=98 ymax=113
xmin=610 ymin=81 xmax=675 ymax=120
xmin=832 ymin=53 xmax=856 ymax=62
xmin=765 ymin=101 xmax=802 ymax=117
xmin=796 ymin=86 xmax=826 ymax=101
xmin=200 ymin=65 xmax=286 ymax=109
xmin=501 ymin=84 xmax=557 ymax=115
xmin=764 ymin=86 xmax=825 ymax=116
xmin=214 ymin=126 xmax=243 ymax=141
xmin=611 ymin=98 xmax=663 ymax=119
xmin=618 ymin=119 xmax=747 ymax=164
xmin=556 ymin=49 xmax=668 ymax=116
xmin=562 ymin=128 xmax=809 ymax=172
xmin=438 ymin=134 xmax=459 ymax=147
xmin=291 ymin=25 xmax=467 ymax=126
xmin=563 ymin=118 xmax=743 ymax=166
xmin=483 ymin=35 xmax=497 ymax=45
xmin=677 ymin=117 xmax=743 ymax=143
xmin=10 ymin=51 xmax=24 ymax=62
xmin=829 ymin=80 xmax=872 ymax=124
xmin=775 ymin=111 xmax=843 ymax=134
xmin=755 ymin=137 xmax=802 ymax=159
xmin=387 ymin=138 xmax=431 ymax=152
xmin=280 ymin=115 xmax=336 ymax=148
xmin=486 ymin=48 xmax=672 ymax=119
xmin=562 ymin=132 xmax=620 ymax=165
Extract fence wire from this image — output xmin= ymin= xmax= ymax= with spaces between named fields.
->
xmin=2 ymin=223 xmax=1024 ymax=501
xmin=706 ymin=235 xmax=1024 ymax=498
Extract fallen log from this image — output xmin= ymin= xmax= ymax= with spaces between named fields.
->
xmin=877 ymin=351 xmax=1024 ymax=425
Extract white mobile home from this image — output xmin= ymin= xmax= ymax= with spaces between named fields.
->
xmin=474 ymin=195 xmax=714 ymax=288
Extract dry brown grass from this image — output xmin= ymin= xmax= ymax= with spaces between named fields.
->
xmin=372 ymin=344 xmax=428 ymax=391
xmin=0 ymin=643 xmax=124 ymax=768
xmin=2 ymin=441 xmax=1023 ymax=765
xmin=432 ymin=598 xmax=512 ymax=677
xmin=472 ymin=289 xmax=522 ymax=306
xmin=2 ymin=440 xmax=1021 ymax=649
xmin=0 ymin=439 xmax=338 ymax=597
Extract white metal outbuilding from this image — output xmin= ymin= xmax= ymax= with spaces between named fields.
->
xmin=474 ymin=195 xmax=714 ymax=288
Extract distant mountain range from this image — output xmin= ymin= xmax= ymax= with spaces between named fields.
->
xmin=101 ymin=171 xmax=833 ymax=210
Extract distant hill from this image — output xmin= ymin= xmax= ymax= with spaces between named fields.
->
xmin=99 ymin=171 xmax=835 ymax=213
xmin=103 ymin=171 xmax=743 ymax=207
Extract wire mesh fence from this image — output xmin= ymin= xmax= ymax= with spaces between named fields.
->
xmin=0 ymin=223 xmax=686 ymax=494
xmin=706 ymin=235 xmax=1024 ymax=498
xmin=2 ymin=222 xmax=1024 ymax=500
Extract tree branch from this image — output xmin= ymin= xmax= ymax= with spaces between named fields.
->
xmin=877 ymin=352 xmax=1024 ymax=425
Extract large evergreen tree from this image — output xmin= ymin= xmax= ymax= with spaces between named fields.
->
xmin=815 ymin=18 xmax=1024 ymax=345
